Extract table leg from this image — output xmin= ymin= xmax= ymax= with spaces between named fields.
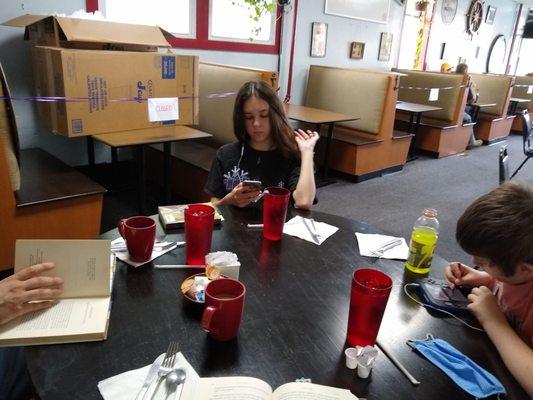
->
xmin=137 ymin=145 xmax=146 ymax=215
xmin=164 ymin=142 xmax=171 ymax=205
xmin=471 ymin=105 xmax=480 ymax=123
xmin=111 ymin=147 xmax=118 ymax=191
xmin=322 ymin=122 xmax=335 ymax=182
xmin=508 ymin=101 xmax=517 ymax=116
xmin=406 ymin=112 xmax=418 ymax=161
xmin=87 ymin=136 xmax=95 ymax=177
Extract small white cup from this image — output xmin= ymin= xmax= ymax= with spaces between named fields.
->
xmin=357 ymin=361 xmax=372 ymax=378
xmin=344 ymin=348 xmax=358 ymax=370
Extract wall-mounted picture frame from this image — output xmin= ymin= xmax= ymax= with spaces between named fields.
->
xmin=350 ymin=42 xmax=365 ymax=59
xmin=310 ymin=22 xmax=327 ymax=58
xmin=378 ymin=32 xmax=393 ymax=61
xmin=486 ymin=6 xmax=496 ymax=25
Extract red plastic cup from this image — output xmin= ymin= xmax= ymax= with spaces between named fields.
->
xmin=201 ymin=278 xmax=246 ymax=341
xmin=184 ymin=204 xmax=215 ymax=265
xmin=117 ymin=216 xmax=156 ymax=262
xmin=346 ymin=268 xmax=393 ymax=347
xmin=262 ymin=187 xmax=290 ymax=241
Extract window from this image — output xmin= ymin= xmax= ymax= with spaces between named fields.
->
xmin=97 ymin=0 xmax=196 ymax=38
xmin=86 ymin=0 xmax=281 ymax=54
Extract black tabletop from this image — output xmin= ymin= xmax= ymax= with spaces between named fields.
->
xmin=26 ymin=206 xmax=526 ymax=399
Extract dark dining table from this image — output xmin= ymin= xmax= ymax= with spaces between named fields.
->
xmin=25 ymin=206 xmax=527 ymax=399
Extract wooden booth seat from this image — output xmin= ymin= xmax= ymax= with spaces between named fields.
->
xmin=470 ymin=73 xmax=514 ymax=142
xmin=146 ymin=62 xmax=278 ymax=202
xmin=393 ymin=68 xmax=470 ymax=157
xmin=303 ymin=65 xmax=410 ymax=180
xmin=511 ymin=75 xmax=533 ymax=132
xmin=0 ymin=62 xmax=105 ymax=270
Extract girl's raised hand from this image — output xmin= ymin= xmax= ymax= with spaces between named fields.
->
xmin=294 ymin=129 xmax=319 ymax=154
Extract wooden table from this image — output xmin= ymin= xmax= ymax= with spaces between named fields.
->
xmin=508 ymin=97 xmax=530 ymax=116
xmin=25 ymin=206 xmax=527 ymax=399
xmin=284 ymin=104 xmax=359 ymax=185
xmin=395 ymin=101 xmax=442 ymax=160
xmin=88 ymin=125 xmax=211 ymax=214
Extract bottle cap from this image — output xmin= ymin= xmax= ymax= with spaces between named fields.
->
xmin=422 ymin=208 xmax=438 ymax=218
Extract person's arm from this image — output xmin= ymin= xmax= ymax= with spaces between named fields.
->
xmin=292 ymin=129 xmax=319 ymax=210
xmin=444 ymin=262 xmax=492 ymax=288
xmin=0 ymin=262 xmax=63 ymax=325
xmin=468 ymin=287 xmax=533 ymax=397
xmin=211 ymin=183 xmax=261 ymax=208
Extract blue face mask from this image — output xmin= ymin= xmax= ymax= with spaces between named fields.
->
xmin=408 ymin=337 xmax=506 ymax=399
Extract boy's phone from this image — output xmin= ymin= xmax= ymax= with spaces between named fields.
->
xmin=417 ymin=278 xmax=470 ymax=313
xmin=242 ymin=180 xmax=262 ymax=191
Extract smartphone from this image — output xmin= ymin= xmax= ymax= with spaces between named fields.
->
xmin=417 ymin=278 xmax=470 ymax=313
xmin=242 ymin=180 xmax=262 ymax=191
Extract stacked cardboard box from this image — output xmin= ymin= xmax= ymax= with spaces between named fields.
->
xmin=2 ymin=15 xmax=199 ymax=137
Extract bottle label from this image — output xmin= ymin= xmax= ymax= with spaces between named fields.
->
xmin=406 ymin=239 xmax=435 ymax=273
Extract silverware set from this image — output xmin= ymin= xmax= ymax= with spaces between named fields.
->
xmin=138 ymin=342 xmax=187 ymax=400
xmin=302 ymin=218 xmax=322 ymax=244
xmin=369 ymin=238 xmax=403 ymax=257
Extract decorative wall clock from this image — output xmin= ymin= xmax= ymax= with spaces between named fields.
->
xmin=466 ymin=0 xmax=484 ymax=36
xmin=441 ymin=0 xmax=458 ymax=25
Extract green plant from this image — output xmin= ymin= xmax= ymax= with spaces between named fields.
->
xmin=232 ymin=0 xmax=277 ymax=38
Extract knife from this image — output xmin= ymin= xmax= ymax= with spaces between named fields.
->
xmin=302 ymin=218 xmax=321 ymax=244
xmin=135 ymin=354 xmax=165 ymax=400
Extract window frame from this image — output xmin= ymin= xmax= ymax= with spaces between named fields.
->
xmin=86 ymin=0 xmax=282 ymax=54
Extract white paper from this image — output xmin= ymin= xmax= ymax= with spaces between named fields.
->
xmin=429 ymin=88 xmax=439 ymax=101
xmin=98 ymin=352 xmax=200 ymax=400
xmin=528 ymin=85 xmax=533 ymax=95
xmin=111 ymin=237 xmax=177 ymax=268
xmin=355 ymin=232 xmax=409 ymax=260
xmin=148 ymin=97 xmax=179 ymax=122
xmin=283 ymin=216 xmax=338 ymax=245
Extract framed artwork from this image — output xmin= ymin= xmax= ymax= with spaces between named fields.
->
xmin=486 ymin=6 xmax=496 ymax=24
xmin=378 ymin=32 xmax=393 ymax=61
xmin=310 ymin=22 xmax=327 ymax=57
xmin=350 ymin=42 xmax=365 ymax=59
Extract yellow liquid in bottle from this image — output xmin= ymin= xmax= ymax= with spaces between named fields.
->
xmin=405 ymin=227 xmax=438 ymax=276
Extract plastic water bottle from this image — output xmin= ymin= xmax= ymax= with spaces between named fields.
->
xmin=405 ymin=209 xmax=439 ymax=277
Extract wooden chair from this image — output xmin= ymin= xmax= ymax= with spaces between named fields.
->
xmin=0 ymin=62 xmax=105 ymax=270
xmin=510 ymin=110 xmax=533 ymax=179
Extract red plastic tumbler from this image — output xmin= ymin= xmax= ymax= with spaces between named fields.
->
xmin=262 ymin=187 xmax=290 ymax=241
xmin=184 ymin=204 xmax=215 ymax=265
xmin=346 ymin=268 xmax=393 ymax=347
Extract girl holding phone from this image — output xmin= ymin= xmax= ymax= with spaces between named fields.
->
xmin=205 ymin=81 xmax=318 ymax=209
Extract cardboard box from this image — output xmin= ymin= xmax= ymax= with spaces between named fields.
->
xmin=2 ymin=15 xmax=174 ymax=51
xmin=33 ymin=46 xmax=199 ymax=137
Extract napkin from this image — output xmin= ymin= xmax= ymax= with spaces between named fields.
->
xmin=355 ymin=232 xmax=409 ymax=260
xmin=111 ymin=237 xmax=180 ymax=267
xmin=98 ymin=352 xmax=199 ymax=400
xmin=283 ymin=216 xmax=338 ymax=245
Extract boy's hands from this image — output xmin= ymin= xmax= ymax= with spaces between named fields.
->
xmin=445 ymin=262 xmax=492 ymax=288
xmin=468 ymin=286 xmax=507 ymax=328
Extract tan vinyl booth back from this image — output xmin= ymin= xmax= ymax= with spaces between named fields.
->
xmin=198 ymin=63 xmax=278 ymax=146
xmin=471 ymin=73 xmax=514 ymax=116
xmin=0 ymin=73 xmax=20 ymax=191
xmin=394 ymin=69 xmax=464 ymax=122
xmin=512 ymin=76 xmax=533 ymax=110
xmin=304 ymin=65 xmax=388 ymax=135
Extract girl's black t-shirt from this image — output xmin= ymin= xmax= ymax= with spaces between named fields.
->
xmin=204 ymin=142 xmax=301 ymax=199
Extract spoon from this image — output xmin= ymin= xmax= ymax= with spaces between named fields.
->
xmin=165 ymin=368 xmax=187 ymax=399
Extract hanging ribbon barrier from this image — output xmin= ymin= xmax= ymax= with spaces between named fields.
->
xmin=0 ymin=91 xmax=238 ymax=103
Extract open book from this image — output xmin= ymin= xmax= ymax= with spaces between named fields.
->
xmin=191 ymin=377 xmax=357 ymax=400
xmin=0 ymin=239 xmax=113 ymax=346
xmin=158 ymin=202 xmax=223 ymax=229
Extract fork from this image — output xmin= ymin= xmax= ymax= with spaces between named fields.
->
xmin=143 ymin=342 xmax=179 ymax=400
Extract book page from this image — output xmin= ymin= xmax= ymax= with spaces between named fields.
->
xmin=0 ymin=297 xmax=110 ymax=345
xmin=193 ymin=377 xmax=273 ymax=400
xmin=273 ymin=382 xmax=357 ymax=400
xmin=14 ymin=240 xmax=111 ymax=298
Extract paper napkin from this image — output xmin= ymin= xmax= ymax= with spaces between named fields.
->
xmin=98 ymin=352 xmax=199 ymax=400
xmin=111 ymin=237 xmax=181 ymax=267
xmin=283 ymin=216 xmax=338 ymax=245
xmin=355 ymin=232 xmax=409 ymax=260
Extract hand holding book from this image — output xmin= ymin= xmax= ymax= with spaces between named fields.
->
xmin=0 ymin=262 xmax=63 ymax=325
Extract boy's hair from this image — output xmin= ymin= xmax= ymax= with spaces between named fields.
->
xmin=456 ymin=182 xmax=533 ymax=276
xmin=233 ymin=81 xmax=298 ymax=159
